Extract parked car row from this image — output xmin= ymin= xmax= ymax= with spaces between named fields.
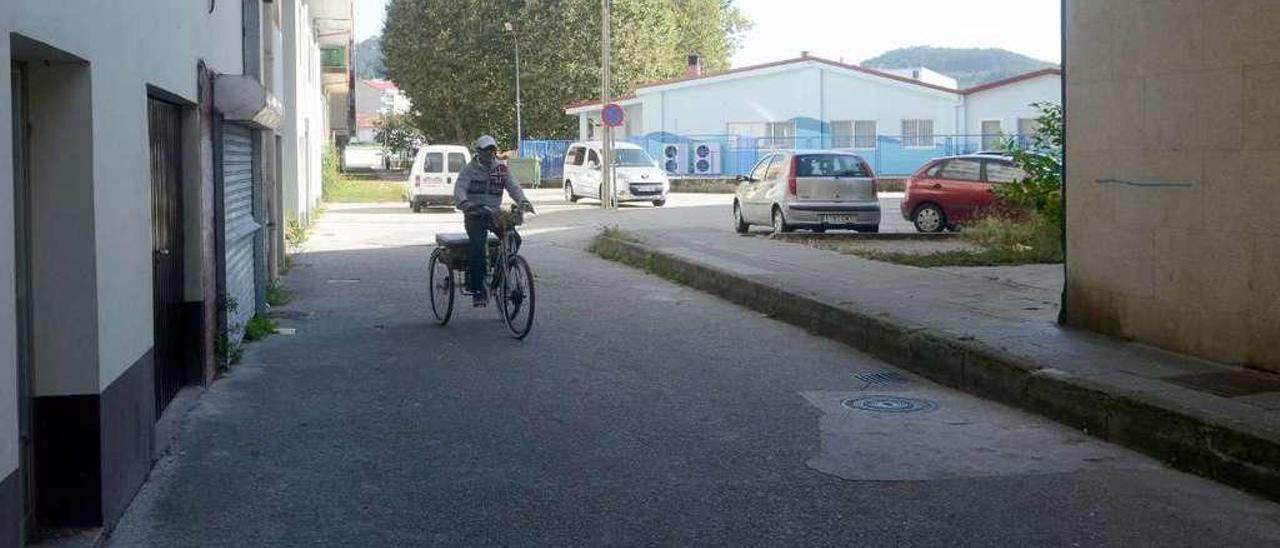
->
xmin=900 ymin=154 xmax=1029 ymax=232
xmin=732 ymin=150 xmax=882 ymax=234
xmin=563 ymin=141 xmax=671 ymax=207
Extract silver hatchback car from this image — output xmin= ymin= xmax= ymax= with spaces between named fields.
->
xmin=732 ymin=150 xmax=881 ymax=234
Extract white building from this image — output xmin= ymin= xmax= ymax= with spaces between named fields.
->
xmin=0 ymin=0 xmax=350 ymax=542
xmin=565 ymin=55 xmax=1061 ymax=176
xmin=354 ymin=79 xmax=412 ymax=143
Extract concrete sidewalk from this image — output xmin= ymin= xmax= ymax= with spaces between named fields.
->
xmin=595 ymin=226 xmax=1280 ymax=500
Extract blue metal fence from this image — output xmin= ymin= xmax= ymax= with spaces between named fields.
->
xmin=520 ymin=134 xmax=1034 ymax=180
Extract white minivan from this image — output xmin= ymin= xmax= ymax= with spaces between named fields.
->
xmin=563 ymin=141 xmax=669 ymax=206
xmin=408 ymin=144 xmax=470 ymax=212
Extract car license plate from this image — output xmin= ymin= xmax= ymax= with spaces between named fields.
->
xmin=821 ymin=214 xmax=859 ymax=224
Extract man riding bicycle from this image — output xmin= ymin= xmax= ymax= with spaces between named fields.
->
xmin=454 ymin=135 xmax=535 ymax=308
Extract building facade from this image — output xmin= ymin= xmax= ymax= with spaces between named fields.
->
xmin=354 ymin=78 xmax=411 ymax=143
xmin=565 ymin=56 xmax=1061 ymax=177
xmin=0 ymin=0 xmax=351 ymax=544
xmin=1064 ymin=0 xmax=1279 ymax=372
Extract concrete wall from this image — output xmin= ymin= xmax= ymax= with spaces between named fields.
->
xmin=965 ymin=74 xmax=1062 ymax=137
xmin=281 ymin=0 xmax=327 ymax=223
xmin=2 ymin=0 xmax=243 ymax=395
xmin=1064 ymin=0 xmax=1280 ymax=371
xmin=0 ymin=41 xmax=17 ymax=505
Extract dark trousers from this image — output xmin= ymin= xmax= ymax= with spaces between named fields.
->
xmin=464 ymin=213 xmax=491 ymax=295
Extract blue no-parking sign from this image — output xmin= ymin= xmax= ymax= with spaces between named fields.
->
xmin=601 ymin=103 xmax=625 ymax=127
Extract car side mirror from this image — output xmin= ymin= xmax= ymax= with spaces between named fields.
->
xmin=589 ymin=161 xmax=600 ymax=170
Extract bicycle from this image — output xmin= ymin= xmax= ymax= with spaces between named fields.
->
xmin=427 ymin=204 xmax=536 ymax=339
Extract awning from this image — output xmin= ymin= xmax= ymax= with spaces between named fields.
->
xmin=215 ymin=75 xmax=284 ymax=130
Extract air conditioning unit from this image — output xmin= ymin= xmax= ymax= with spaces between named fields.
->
xmin=661 ymin=143 xmax=687 ymax=175
xmin=691 ymin=141 xmax=721 ymax=175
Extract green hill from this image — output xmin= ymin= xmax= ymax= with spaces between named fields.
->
xmin=861 ymin=47 xmax=1057 ymax=88
xmin=355 ymin=36 xmax=386 ymax=80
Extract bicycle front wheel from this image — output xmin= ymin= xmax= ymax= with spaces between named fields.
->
xmin=499 ymin=255 xmax=535 ymax=339
xmin=428 ymin=248 xmax=454 ymax=325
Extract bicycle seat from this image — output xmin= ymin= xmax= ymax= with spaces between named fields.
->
xmin=436 ymin=233 xmax=499 ymax=247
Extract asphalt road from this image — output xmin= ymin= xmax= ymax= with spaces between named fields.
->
xmin=107 ymin=194 xmax=1280 ymax=546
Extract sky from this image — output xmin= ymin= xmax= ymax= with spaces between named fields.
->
xmin=354 ymin=0 xmax=1062 ymax=66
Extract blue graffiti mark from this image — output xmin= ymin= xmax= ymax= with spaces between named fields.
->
xmin=1095 ymin=178 xmax=1196 ymax=188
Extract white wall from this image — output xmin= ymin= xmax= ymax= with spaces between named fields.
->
xmin=579 ymin=62 xmax=964 ymax=140
xmin=821 ymin=69 xmax=962 ymax=137
xmin=653 ymin=67 xmax=823 ymax=135
xmin=1 ymin=0 xmax=244 ymax=394
xmin=964 ymin=74 xmax=1062 ymax=137
xmin=282 ymin=0 xmax=327 ymax=223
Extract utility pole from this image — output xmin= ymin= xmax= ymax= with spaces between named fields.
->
xmin=600 ymin=0 xmax=614 ymax=209
xmin=504 ymin=22 xmax=523 ymax=151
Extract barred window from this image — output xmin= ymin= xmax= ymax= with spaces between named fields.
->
xmin=902 ymin=119 xmax=934 ymax=148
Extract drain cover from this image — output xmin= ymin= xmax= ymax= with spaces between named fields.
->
xmin=854 ymin=370 xmax=910 ymax=387
xmin=842 ymin=396 xmax=938 ymax=414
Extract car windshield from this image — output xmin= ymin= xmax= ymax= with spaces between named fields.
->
xmin=614 ymin=148 xmax=656 ymax=167
xmin=795 ymin=154 xmax=868 ymax=177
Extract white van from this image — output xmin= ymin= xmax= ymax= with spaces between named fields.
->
xmin=408 ymin=144 xmax=470 ymax=212
xmin=563 ymin=141 xmax=669 ymax=206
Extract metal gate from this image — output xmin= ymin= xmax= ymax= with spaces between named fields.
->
xmin=148 ymin=98 xmax=186 ymax=415
xmin=222 ymin=124 xmax=258 ymax=340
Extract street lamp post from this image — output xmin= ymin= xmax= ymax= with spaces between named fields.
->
xmin=504 ymin=22 xmax=523 ymax=153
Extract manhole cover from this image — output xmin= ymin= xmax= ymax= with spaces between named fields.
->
xmin=842 ymin=396 xmax=938 ymax=414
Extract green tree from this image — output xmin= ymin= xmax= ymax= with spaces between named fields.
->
xmin=382 ymin=0 xmax=751 ymax=145
xmin=374 ymin=113 xmax=424 ymax=166
xmin=998 ymin=102 xmax=1063 ymax=227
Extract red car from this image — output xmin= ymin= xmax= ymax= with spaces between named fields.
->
xmin=900 ymin=154 xmax=1026 ymax=232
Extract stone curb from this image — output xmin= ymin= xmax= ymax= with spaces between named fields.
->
xmin=771 ymin=232 xmax=960 ymax=242
xmin=591 ymin=234 xmax=1280 ymax=501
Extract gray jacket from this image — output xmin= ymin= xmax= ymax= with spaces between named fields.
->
xmin=453 ymin=158 xmax=528 ymax=211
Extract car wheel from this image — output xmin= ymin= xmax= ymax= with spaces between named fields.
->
xmin=772 ymin=207 xmax=792 ymax=235
xmin=652 ymin=199 xmax=666 ymax=207
xmin=913 ymin=204 xmax=946 ymax=233
xmin=565 ymin=182 xmax=578 ymax=203
xmin=412 ymin=201 xmax=422 ymax=213
xmin=733 ymin=201 xmax=749 ymax=234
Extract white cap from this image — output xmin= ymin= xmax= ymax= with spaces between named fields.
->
xmin=475 ymin=135 xmax=498 ymax=149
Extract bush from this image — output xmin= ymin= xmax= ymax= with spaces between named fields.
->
xmin=998 ymin=102 xmax=1064 ymax=228
xmin=962 ymin=212 xmax=1063 ymax=262
xmin=243 ymin=315 xmax=278 ymax=342
xmin=321 ymin=143 xmax=342 ymax=202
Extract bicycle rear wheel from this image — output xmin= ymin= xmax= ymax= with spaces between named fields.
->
xmin=499 ymin=255 xmax=535 ymax=339
xmin=428 ymin=248 xmax=454 ymax=325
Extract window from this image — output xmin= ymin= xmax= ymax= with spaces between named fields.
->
xmin=763 ymin=154 xmax=788 ymax=180
xmin=566 ymin=146 xmax=585 ymax=166
xmin=831 ymin=121 xmax=877 ymax=149
xmin=937 ymin=158 xmax=982 ymax=182
xmin=425 ymin=152 xmax=444 ymax=173
xmin=981 ymin=120 xmax=1004 ymax=151
xmin=984 ymin=160 xmax=1026 ymax=184
xmin=587 ymin=149 xmax=601 ymax=169
xmin=748 ymin=154 xmax=775 ymax=180
xmin=795 ymin=154 xmax=869 ymax=177
xmin=1017 ymin=117 xmax=1040 ymax=147
xmin=854 ymin=121 xmax=877 ymax=149
xmin=763 ymin=121 xmax=795 ymax=149
xmin=728 ymin=122 xmax=767 ymax=138
xmin=447 ymin=153 xmax=466 ymax=172
xmin=902 ymin=119 xmax=934 ymax=148
xmin=1017 ymin=117 xmax=1040 ymax=137
xmin=614 ymin=148 xmax=656 ymax=167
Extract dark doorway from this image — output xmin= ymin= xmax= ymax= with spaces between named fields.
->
xmin=148 ymin=98 xmax=186 ymax=416
xmin=11 ymin=59 xmax=35 ymax=545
